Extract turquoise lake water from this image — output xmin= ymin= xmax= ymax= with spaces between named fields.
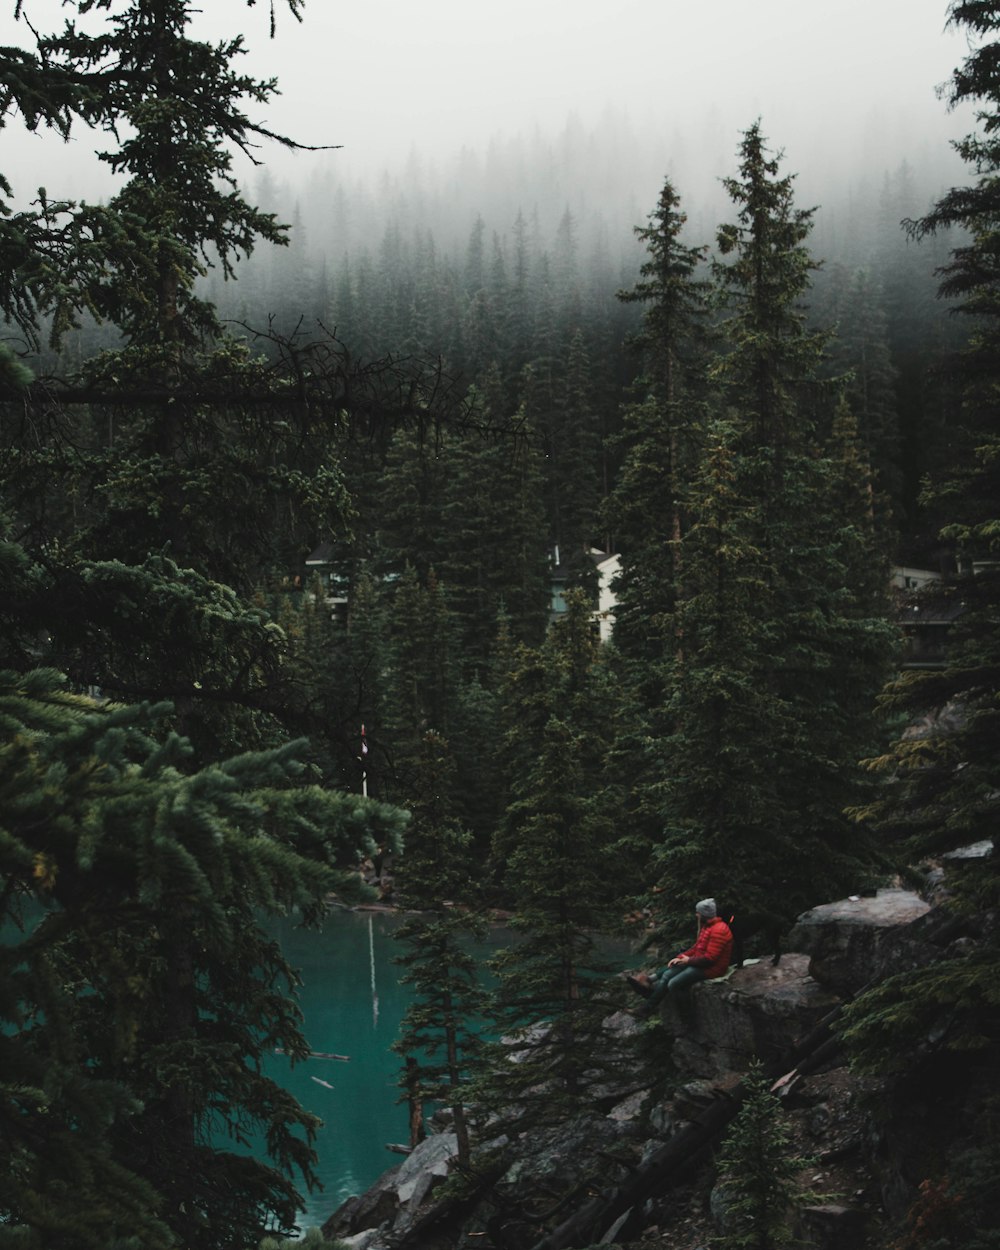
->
xmin=263 ymin=908 xmax=506 ymax=1233
xmin=267 ymin=910 xmax=637 ymax=1234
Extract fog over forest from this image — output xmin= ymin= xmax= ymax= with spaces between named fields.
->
xmin=3 ymin=0 xmax=980 ymax=563
xmin=1 ymin=1 xmax=976 ymax=280
xmin=224 ymin=98 xmax=968 ymax=308
xmin=223 ymin=1 xmax=974 ymax=300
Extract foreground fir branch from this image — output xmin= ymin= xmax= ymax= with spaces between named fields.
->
xmin=0 ymin=666 xmax=407 ymax=1248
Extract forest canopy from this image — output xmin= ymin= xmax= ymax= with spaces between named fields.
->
xmin=1 ymin=1 xmax=999 ymax=1247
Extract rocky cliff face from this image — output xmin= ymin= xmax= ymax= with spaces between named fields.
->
xmin=662 ymin=953 xmax=840 ymax=1079
xmin=320 ymin=886 xmax=973 ymax=1250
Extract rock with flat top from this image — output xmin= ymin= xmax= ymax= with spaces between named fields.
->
xmin=661 ymin=954 xmax=841 ymax=1079
xmin=788 ymin=888 xmax=933 ymax=994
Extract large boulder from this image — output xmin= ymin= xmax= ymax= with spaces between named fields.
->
xmin=787 ymin=888 xmax=933 ymax=995
xmin=659 ymin=954 xmax=841 ymax=1079
xmin=322 ymin=1131 xmax=458 ymax=1245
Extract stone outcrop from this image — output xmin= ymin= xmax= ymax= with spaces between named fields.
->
xmin=323 ymin=1131 xmax=458 ymax=1247
xmin=661 ymin=953 xmax=841 ymax=1078
xmin=787 ymin=887 xmax=934 ymax=994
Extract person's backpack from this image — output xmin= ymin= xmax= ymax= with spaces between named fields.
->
xmin=717 ymin=905 xmax=783 ymax=967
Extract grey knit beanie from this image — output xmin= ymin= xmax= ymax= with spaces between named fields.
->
xmin=695 ymin=898 xmax=717 ymax=918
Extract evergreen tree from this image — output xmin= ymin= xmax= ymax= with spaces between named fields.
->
xmin=820 ymin=263 xmax=901 ymax=534
xmin=312 ymin=565 xmax=395 ymax=804
xmin=553 ymin=328 xmax=604 ymax=589
xmin=653 ymin=126 xmax=894 ymax=938
xmin=480 ymin=592 xmax=619 ymax=1129
xmin=712 ymin=122 xmax=825 ymax=458
xmin=405 ymin=227 xmax=444 ymax=357
xmin=448 ymin=672 xmax=505 ymax=865
xmin=464 ymin=214 xmax=487 ymax=297
xmin=0 ymin=664 xmax=406 ymax=1248
xmin=551 ymin=207 xmax=582 ymax=334
xmin=392 ymin=731 xmax=485 ymax=1166
xmin=263 ymin=575 xmax=378 ymax=792
xmin=437 ymin=368 xmax=550 ymax=663
xmin=0 ymin=6 xmax=422 ymax=1241
xmin=603 ymin=177 xmax=713 ymax=884
xmin=605 ymin=176 xmax=715 ymax=680
xmin=371 ymin=220 xmax=412 ymax=359
xmin=0 ymin=2 xmax=368 ymax=740
xmin=380 ymin=565 xmax=458 ymax=794
xmin=376 ymin=426 xmax=450 ymax=583
xmin=656 ymin=424 xmax=802 ymax=926
xmin=875 ymin=159 xmax=963 ymax=539
xmin=713 ymin=1063 xmax=811 ymax=1250
xmin=30 ymin=0 xmax=308 ymax=348
xmin=503 ymin=208 xmax=536 ymax=386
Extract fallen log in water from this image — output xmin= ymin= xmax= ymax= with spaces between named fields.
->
xmin=273 ymin=1047 xmax=351 ymax=1061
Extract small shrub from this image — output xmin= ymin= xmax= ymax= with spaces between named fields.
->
xmin=712 ymin=1061 xmax=813 ymax=1250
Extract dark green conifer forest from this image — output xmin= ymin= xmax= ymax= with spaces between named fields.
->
xmin=1 ymin=0 xmax=1000 ymax=1246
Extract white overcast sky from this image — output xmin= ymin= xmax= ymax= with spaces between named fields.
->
xmin=272 ymin=0 xmax=966 ymax=158
xmin=0 ymin=0 xmax=975 ymax=203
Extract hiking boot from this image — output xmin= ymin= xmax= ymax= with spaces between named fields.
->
xmin=625 ymin=974 xmax=652 ymax=999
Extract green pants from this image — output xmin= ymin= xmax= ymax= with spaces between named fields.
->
xmin=648 ymin=963 xmax=705 ymax=1005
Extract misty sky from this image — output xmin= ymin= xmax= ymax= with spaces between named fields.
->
xmin=259 ymin=0 xmax=968 ymax=167
xmin=0 ymin=1 xmax=976 ymax=210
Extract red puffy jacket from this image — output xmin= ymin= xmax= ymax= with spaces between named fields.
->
xmin=680 ymin=916 xmax=734 ymax=979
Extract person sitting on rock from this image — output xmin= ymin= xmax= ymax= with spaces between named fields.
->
xmin=626 ymin=898 xmax=734 ymax=1009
